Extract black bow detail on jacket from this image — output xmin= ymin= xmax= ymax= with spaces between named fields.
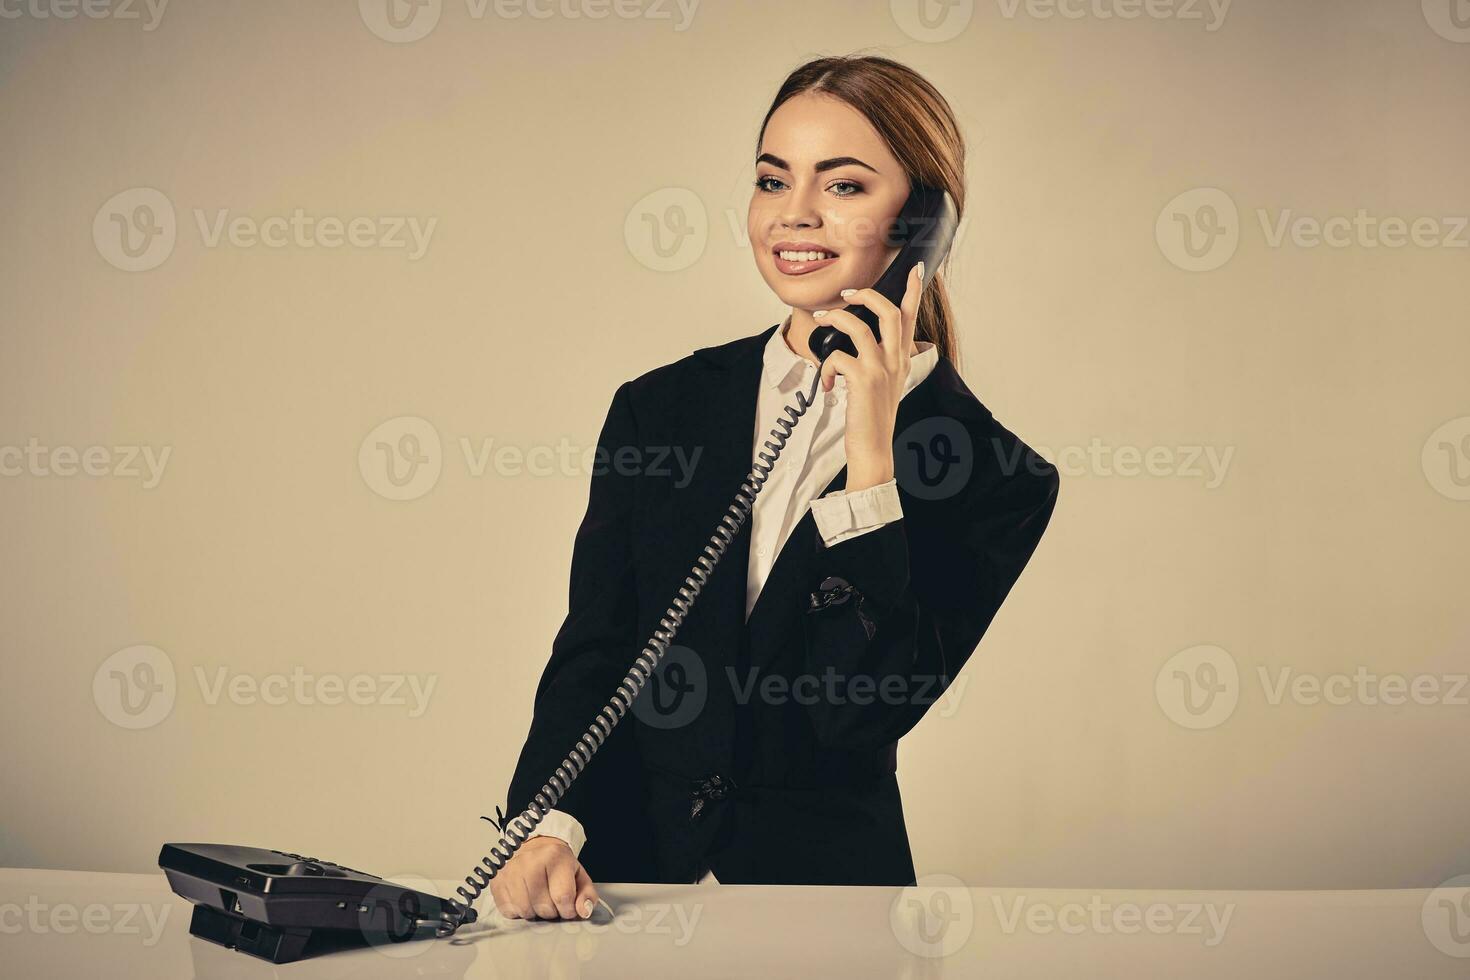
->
xmin=689 ymin=774 xmax=737 ymax=821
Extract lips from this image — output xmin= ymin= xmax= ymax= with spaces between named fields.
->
xmin=772 ymin=241 xmax=839 ymax=276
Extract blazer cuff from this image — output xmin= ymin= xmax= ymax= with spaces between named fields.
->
xmin=811 ymin=478 xmax=904 ymax=547
xmin=527 ymin=808 xmax=587 ymax=859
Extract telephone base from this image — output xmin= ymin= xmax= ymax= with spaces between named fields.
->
xmin=187 ymin=904 xmax=410 ymax=964
xmin=188 ymin=904 xmax=325 ymax=964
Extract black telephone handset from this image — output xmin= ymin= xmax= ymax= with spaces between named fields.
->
xmin=806 ymin=184 xmax=959 ymax=362
xmin=159 ymin=183 xmax=961 ymax=961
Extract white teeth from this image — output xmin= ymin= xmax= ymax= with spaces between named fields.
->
xmin=778 ymin=250 xmax=834 ymax=262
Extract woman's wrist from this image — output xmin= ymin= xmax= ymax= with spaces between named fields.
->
xmin=845 ymin=451 xmax=895 ymax=492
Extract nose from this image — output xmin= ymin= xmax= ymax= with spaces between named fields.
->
xmin=778 ymin=184 xmax=822 ymax=231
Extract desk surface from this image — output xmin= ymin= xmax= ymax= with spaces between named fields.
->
xmin=1 ymin=867 xmax=1465 ymax=978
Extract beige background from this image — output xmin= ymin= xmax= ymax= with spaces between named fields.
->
xmin=1 ymin=0 xmax=1467 ymax=891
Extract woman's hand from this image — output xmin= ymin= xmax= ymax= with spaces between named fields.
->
xmin=814 ymin=261 xmax=927 ymax=492
xmin=489 ymin=836 xmax=600 ymax=920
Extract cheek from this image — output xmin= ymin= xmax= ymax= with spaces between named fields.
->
xmin=830 ymin=212 xmax=892 ymax=270
xmin=747 ymin=199 xmax=774 ymax=240
xmin=841 ymin=242 xmax=893 ymax=286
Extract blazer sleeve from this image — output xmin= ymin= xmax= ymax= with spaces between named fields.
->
xmin=503 ymin=381 xmax=641 ymax=828
xmin=800 ymin=415 xmax=1060 ymax=750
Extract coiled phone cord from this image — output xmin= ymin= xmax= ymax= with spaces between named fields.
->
xmin=438 ymin=370 xmax=825 ymax=935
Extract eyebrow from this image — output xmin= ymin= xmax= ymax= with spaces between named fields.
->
xmin=756 ymin=152 xmax=879 ymax=175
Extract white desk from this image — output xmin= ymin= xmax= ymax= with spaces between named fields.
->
xmin=1 ymin=867 xmax=1465 ymax=978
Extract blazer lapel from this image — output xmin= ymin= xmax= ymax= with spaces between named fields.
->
xmin=664 ymin=325 xmax=990 ymax=675
xmin=744 ymin=354 xmax=984 ymax=667
xmin=662 ymin=326 xmax=776 ymax=654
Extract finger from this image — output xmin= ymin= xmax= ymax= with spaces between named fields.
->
xmin=813 ymin=308 xmax=881 ymax=364
xmin=836 ymin=285 xmax=902 ymax=354
xmin=502 ymin=872 xmax=532 ymax=920
xmin=528 ymin=865 xmax=559 ymax=920
xmin=574 ymin=864 xmax=600 ymax=920
xmin=897 ymin=260 xmax=925 ymax=356
xmin=819 ymin=350 xmax=857 ymax=393
xmin=489 ymin=879 xmax=511 ymax=919
xmin=547 ymin=855 xmax=580 ymax=920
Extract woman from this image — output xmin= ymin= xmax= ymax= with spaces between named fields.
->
xmin=491 ymin=55 xmax=1059 ymax=922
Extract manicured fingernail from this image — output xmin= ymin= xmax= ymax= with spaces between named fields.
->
xmin=813 ymin=310 xmax=827 ymax=318
xmin=581 ymin=899 xmax=594 ymax=918
xmin=840 ymin=289 xmax=855 ymax=298
xmin=916 ymin=260 xmax=925 ymax=279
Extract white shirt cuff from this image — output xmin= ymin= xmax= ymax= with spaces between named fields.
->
xmin=527 ymin=809 xmax=586 ymax=859
xmin=810 ymin=478 xmax=903 ymax=547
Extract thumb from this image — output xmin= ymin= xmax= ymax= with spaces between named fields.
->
xmin=820 ymin=354 xmax=841 ymax=393
xmin=574 ymin=864 xmax=600 ymax=920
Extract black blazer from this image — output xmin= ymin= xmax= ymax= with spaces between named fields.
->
xmin=504 ymin=324 xmax=1059 ymax=887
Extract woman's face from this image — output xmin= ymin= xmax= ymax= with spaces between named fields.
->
xmin=748 ymin=91 xmax=911 ymax=314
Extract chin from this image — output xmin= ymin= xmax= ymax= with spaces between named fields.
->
xmin=779 ymin=286 xmax=840 ymax=311
xmin=759 ymin=264 xmax=845 ymax=311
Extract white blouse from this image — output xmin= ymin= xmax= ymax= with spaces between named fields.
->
xmin=528 ymin=322 xmax=940 ymax=882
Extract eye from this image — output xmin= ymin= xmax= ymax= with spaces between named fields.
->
xmin=827 ymin=179 xmax=863 ymax=197
xmin=754 ymin=175 xmax=787 ymax=193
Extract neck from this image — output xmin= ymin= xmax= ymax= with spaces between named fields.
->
xmin=781 ymin=309 xmax=922 ymax=362
xmin=782 ymin=309 xmax=822 ymax=366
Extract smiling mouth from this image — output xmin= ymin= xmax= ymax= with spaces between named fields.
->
xmin=772 ymin=245 xmax=840 ymax=276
